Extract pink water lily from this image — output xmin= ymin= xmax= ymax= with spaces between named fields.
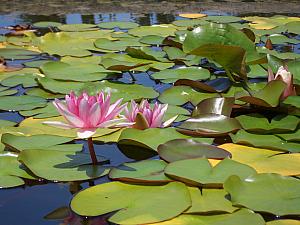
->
xmin=268 ymin=66 xmax=296 ymax=100
xmin=45 ymin=91 xmax=128 ymax=138
xmin=124 ymin=99 xmax=176 ymax=129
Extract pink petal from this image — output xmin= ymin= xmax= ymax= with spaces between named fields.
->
xmin=78 ymin=97 xmax=90 ymax=127
xmin=89 ymin=102 xmax=101 ymax=127
xmin=53 ymin=99 xmax=85 ymax=128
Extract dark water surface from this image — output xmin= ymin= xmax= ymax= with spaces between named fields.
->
xmin=0 ymin=1 xmax=299 ymax=224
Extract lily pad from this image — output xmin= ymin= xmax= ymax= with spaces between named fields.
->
xmin=0 ymin=95 xmax=46 ymax=111
xmin=139 ymin=35 xmax=165 ymax=45
xmin=71 ymin=181 xmax=191 ymax=224
xmin=58 ymin=24 xmax=98 ymax=32
xmin=33 ymin=21 xmax=62 ymax=27
xmin=0 ymin=48 xmax=39 ymax=60
xmin=178 ymin=114 xmax=242 ymax=137
xmin=165 ymin=158 xmax=256 ymax=187
xmin=128 ymin=25 xmax=177 ymax=37
xmin=109 ymin=160 xmax=171 ymax=183
xmin=40 ymin=61 xmax=113 ymax=81
xmin=1 ymin=133 xmax=81 ymax=152
xmin=151 ymin=67 xmax=210 ymax=83
xmin=186 ymin=187 xmax=238 ymax=214
xmin=219 ymin=143 xmax=300 ymax=176
xmin=149 ymin=209 xmax=264 ymax=225
xmin=236 ymin=114 xmax=299 ymax=133
xmin=267 ymin=220 xmax=300 ymax=225
xmin=18 ymin=149 xmax=108 ymax=181
xmin=230 ymin=130 xmax=300 ymax=153
xmin=98 ymin=21 xmax=139 ymax=29
xmin=224 ymin=173 xmax=300 ymax=216
xmin=236 ymin=80 xmax=286 ymax=107
xmin=19 ymin=102 xmax=60 ymax=118
xmin=158 ymin=139 xmax=231 ymax=162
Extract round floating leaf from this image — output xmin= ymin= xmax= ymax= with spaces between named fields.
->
xmin=37 ymin=77 xmax=85 ymax=94
xmin=278 ymin=130 xmax=300 ymax=142
xmin=71 ymin=181 xmax=191 ymax=224
xmin=0 ymin=155 xmax=36 ymax=188
xmin=0 ymin=119 xmax=16 ymax=127
xmin=178 ymin=114 xmax=242 ymax=137
xmin=38 ymin=32 xmax=93 ymax=57
xmin=18 ymin=149 xmax=108 ymax=182
xmin=224 ymin=173 xmax=300 ymax=216
xmin=1 ymin=133 xmax=80 ymax=152
xmin=236 ymin=114 xmax=299 ymax=133
xmin=139 ymin=35 xmax=165 ymax=45
xmin=1 ymin=73 xmax=39 ymax=88
xmin=236 ymin=80 xmax=286 ymax=107
xmin=204 ymin=15 xmax=242 ymax=23
xmin=165 ymin=158 xmax=256 ymax=187
xmin=172 ymin=19 xmax=208 ymax=27
xmin=33 ymin=21 xmax=62 ymax=27
xmin=0 ymin=48 xmax=39 ymax=60
xmin=25 ymin=88 xmax=64 ymax=99
xmin=125 ymin=46 xmax=167 ymax=62
xmin=267 ymin=220 xmax=300 ymax=225
xmin=230 ymin=130 xmax=300 ymax=153
xmin=151 ymin=67 xmax=210 ymax=83
xmin=19 ymin=102 xmax=60 ymax=118
xmin=94 ymin=37 xmax=145 ymax=51
xmin=158 ymin=139 xmax=231 ymax=162
xmin=98 ymin=21 xmax=138 ymax=29
xmin=158 ymin=86 xmax=218 ymax=106
xmin=0 ymin=95 xmax=46 ymax=111
xmin=219 ymin=143 xmax=300 ymax=176
xmin=109 ymin=160 xmax=171 ymax=183
xmin=151 ymin=209 xmax=264 ymax=225
xmin=118 ymin=128 xmax=213 ymax=153
xmin=283 ymin=96 xmax=300 ymax=108
xmin=192 ymin=97 xmax=235 ymax=117
xmin=40 ymin=61 xmax=112 ymax=81
xmin=187 ymin=187 xmax=238 ymax=214
xmin=23 ymin=60 xmax=53 ymax=68
xmin=261 ymin=34 xmax=299 ymax=45
xmin=178 ymin=14 xmax=207 ymax=19
xmin=58 ymin=24 xmax=98 ymax=32
xmin=286 ymin=21 xmax=300 ymax=34
xmin=129 ymin=25 xmax=177 ymax=37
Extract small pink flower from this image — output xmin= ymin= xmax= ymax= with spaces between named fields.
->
xmin=45 ymin=91 xmax=128 ymax=138
xmin=268 ymin=66 xmax=296 ymax=100
xmin=124 ymin=99 xmax=176 ymax=129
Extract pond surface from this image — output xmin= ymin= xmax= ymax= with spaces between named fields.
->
xmin=0 ymin=1 xmax=300 ymax=225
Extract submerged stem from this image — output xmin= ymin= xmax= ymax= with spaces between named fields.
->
xmin=87 ymin=137 xmax=98 ymax=165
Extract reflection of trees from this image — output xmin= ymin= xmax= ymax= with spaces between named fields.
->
xmin=19 ymin=14 xmax=65 ymax=24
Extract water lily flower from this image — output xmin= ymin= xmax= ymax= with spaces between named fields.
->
xmin=124 ymin=99 xmax=176 ymax=129
xmin=45 ymin=91 xmax=127 ymax=138
xmin=268 ymin=66 xmax=296 ymax=99
xmin=44 ymin=91 xmax=128 ymax=165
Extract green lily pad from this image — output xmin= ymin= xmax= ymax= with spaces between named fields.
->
xmin=71 ymin=181 xmax=191 ymax=224
xmin=230 ymin=130 xmax=300 ymax=153
xmin=98 ymin=21 xmax=139 ymax=29
xmin=18 ymin=149 xmax=108 ymax=181
xmin=186 ymin=187 xmax=238 ymax=214
xmin=261 ymin=34 xmax=299 ymax=45
xmin=172 ymin=19 xmax=208 ymax=27
xmin=220 ymin=143 xmax=300 ymax=176
xmin=149 ymin=209 xmax=265 ymax=225
xmin=285 ymin=21 xmax=300 ymax=34
xmin=224 ymin=173 xmax=300 ymax=216
xmin=0 ymin=119 xmax=16 ymax=127
xmin=158 ymin=86 xmax=218 ymax=106
xmin=23 ymin=60 xmax=53 ymax=68
xmin=58 ymin=24 xmax=98 ymax=32
xmin=0 ymin=95 xmax=46 ymax=111
xmin=109 ymin=160 xmax=171 ymax=183
xmin=1 ymin=133 xmax=81 ymax=152
xmin=94 ymin=37 xmax=145 ymax=52
xmin=236 ymin=80 xmax=286 ymax=107
xmin=40 ymin=61 xmax=112 ymax=81
xmin=117 ymin=128 xmax=213 ymax=160
xmin=38 ymin=32 xmax=93 ymax=57
xmin=37 ymin=77 xmax=85 ymax=94
xmin=151 ymin=67 xmax=210 ymax=83
xmin=128 ymin=25 xmax=177 ymax=37
xmin=1 ymin=73 xmax=39 ymax=88
xmin=247 ymin=64 xmax=267 ymax=78
xmin=236 ymin=114 xmax=299 ymax=133
xmin=204 ymin=15 xmax=242 ymax=23
xmin=0 ymin=48 xmax=39 ymax=60
xmin=125 ymin=46 xmax=167 ymax=62
xmin=277 ymin=129 xmax=300 ymax=142
xmin=61 ymin=30 xmax=113 ymax=39
xmin=192 ymin=97 xmax=235 ymax=117
xmin=25 ymin=88 xmax=65 ymax=99
xmin=0 ymin=155 xmax=36 ymax=188
xmin=139 ymin=35 xmax=165 ymax=45
xmin=267 ymin=220 xmax=300 ymax=225
xmin=158 ymin=139 xmax=231 ymax=162
xmin=178 ymin=114 xmax=242 ymax=137
xmin=19 ymin=102 xmax=60 ymax=118
xmin=165 ymin=158 xmax=256 ymax=187
xmin=33 ymin=21 xmax=62 ymax=27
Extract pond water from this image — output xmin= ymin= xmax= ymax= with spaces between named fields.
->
xmin=0 ymin=1 xmax=300 ymax=225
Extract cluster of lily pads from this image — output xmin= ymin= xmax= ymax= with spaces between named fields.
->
xmin=0 ymin=14 xmax=300 ymax=225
